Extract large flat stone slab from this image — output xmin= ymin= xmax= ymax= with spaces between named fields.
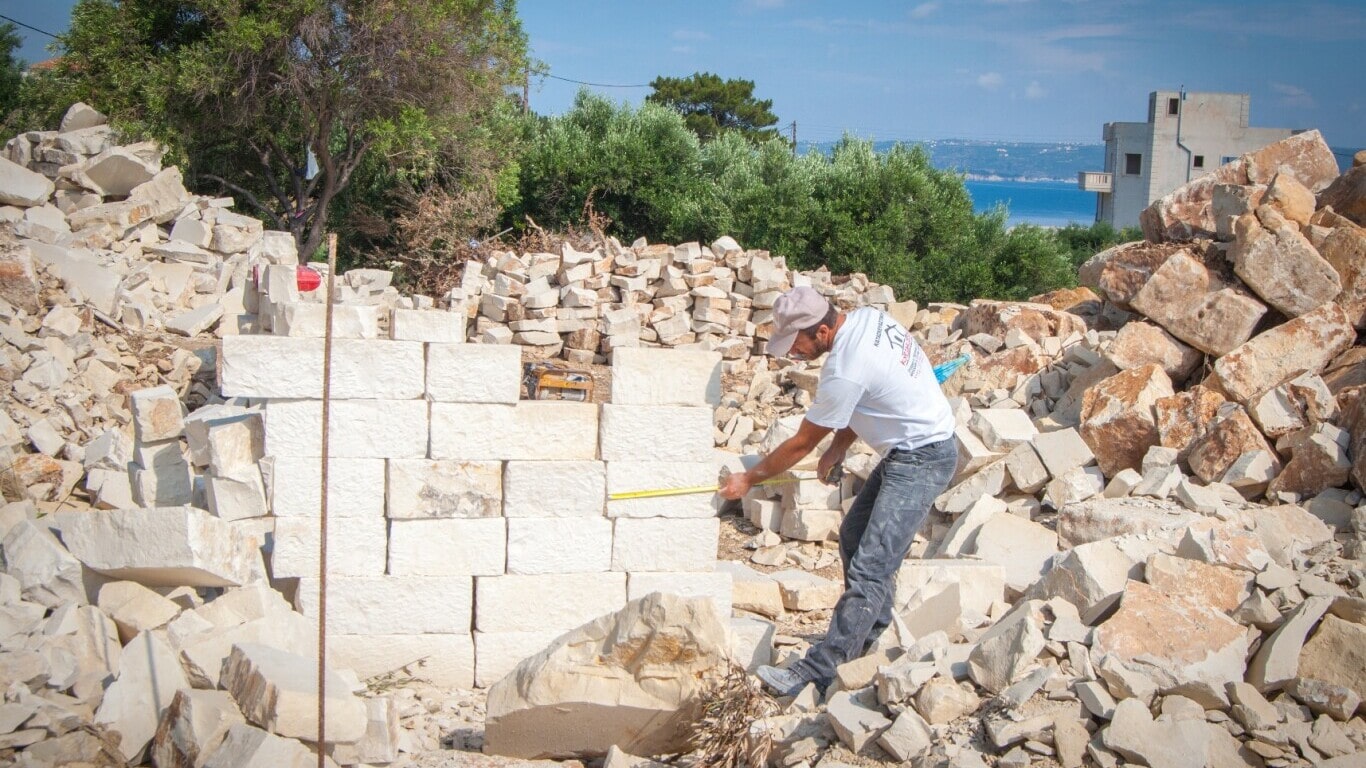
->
xmin=57 ymin=507 xmax=263 ymax=588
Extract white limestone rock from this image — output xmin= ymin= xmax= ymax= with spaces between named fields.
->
xmin=610 ymin=347 xmax=722 ymax=406
xmin=388 ymin=518 xmax=506 ymax=576
xmin=611 ymin=517 xmax=718 ymax=572
xmin=599 ymin=405 xmax=714 ymax=462
xmin=294 ymin=576 xmax=472 ymax=635
xmin=222 ymin=643 xmax=367 ymax=743
xmin=425 ymin=343 xmax=522 ymax=403
xmin=429 ymin=402 xmax=598 ymax=461
xmin=503 ymin=461 xmax=606 ymax=517
xmin=386 ymin=459 xmax=502 ymax=519
xmin=263 ymin=399 xmax=428 ymax=459
xmin=475 ymin=573 xmax=627 ymax=633
xmin=56 ymin=506 xmax=263 ymax=588
xmin=95 ymin=630 xmax=190 ymax=763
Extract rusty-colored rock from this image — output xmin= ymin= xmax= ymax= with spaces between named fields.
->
xmin=1078 ymin=241 xmax=1187 ymax=310
xmin=1140 ymin=164 xmax=1248 ymax=242
xmin=1266 ymin=425 xmax=1351 ymax=498
xmin=1093 ymin=580 xmax=1248 ymax=694
xmin=1028 ymin=287 xmax=1104 ymax=327
xmin=1144 ymin=553 xmax=1254 ymax=614
xmin=0 ymin=236 xmax=40 ymax=315
xmin=1230 ymin=215 xmax=1341 ymax=318
xmin=960 ymin=300 xmax=1088 ymax=344
xmin=1318 ymin=164 xmax=1366 ymax=227
xmin=1107 ymin=321 xmax=1202 ymax=384
xmin=1322 ymin=347 xmax=1366 ymax=394
xmin=1244 ymin=129 xmax=1341 ymax=192
xmin=1212 ymin=302 xmax=1355 ymax=404
xmin=1186 ymin=405 xmax=1280 ymax=485
xmin=1155 ymin=386 xmax=1226 ymax=461
xmin=970 ymin=346 xmax=1049 ymax=393
xmin=1319 ymin=224 xmax=1366 ymax=328
xmin=1079 ymin=364 xmax=1175 ymax=477
xmin=1263 ymin=173 xmax=1318 ymax=226
xmin=1212 ymin=184 xmax=1266 ymax=242
xmin=1129 ymin=250 xmax=1266 ymax=356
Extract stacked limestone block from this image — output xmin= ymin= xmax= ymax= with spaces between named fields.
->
xmin=219 ymin=333 xmax=733 ymax=690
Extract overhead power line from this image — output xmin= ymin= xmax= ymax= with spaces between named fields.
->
xmin=0 ymin=13 xmax=59 ymax=39
xmin=538 ymin=72 xmax=650 ymax=89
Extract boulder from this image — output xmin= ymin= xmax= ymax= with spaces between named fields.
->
xmin=1092 ymin=581 xmax=1247 ymax=698
xmin=0 ymin=519 xmax=87 ymax=608
xmin=0 ymin=156 xmax=55 ymax=207
xmin=1318 ymin=224 xmax=1366 ymax=327
xmin=1106 ymin=322 xmax=1202 ymax=383
xmin=1246 ymin=596 xmax=1333 ymax=692
xmin=56 ymin=506 xmax=264 ymax=588
xmin=1102 ymin=698 xmax=1212 ymax=768
xmin=1143 ymin=553 xmax=1253 ymax=614
xmin=1230 ymin=214 xmax=1341 ymax=317
xmin=1025 ymin=536 xmax=1152 ymax=615
xmin=1057 ymin=497 xmax=1198 ymax=547
xmin=826 ymin=688 xmax=892 ymax=753
xmin=1318 ymin=163 xmax=1366 ymax=226
xmin=95 ymin=630 xmax=191 ymax=762
xmin=484 ymin=592 xmax=729 ymax=759
xmin=1212 ymin=301 xmax=1355 ymax=404
xmin=1140 ymin=161 xmax=1249 ymax=243
xmin=151 ymin=689 xmax=246 ymax=768
xmin=1266 ymin=424 xmax=1352 ymax=497
xmin=1154 ymin=386 xmax=1226 ymax=462
xmin=967 ymin=601 xmax=1045 ymax=694
xmin=0 ymin=239 xmax=40 ymax=314
xmin=198 ymin=723 xmax=316 ymax=768
xmin=960 ymin=300 xmax=1087 ymax=344
xmin=1264 ymin=172 xmax=1317 ymax=225
xmin=1078 ymin=241 xmax=1187 ymax=310
xmin=1129 ymin=250 xmax=1266 ymax=356
xmin=1079 ymin=364 xmax=1175 ymax=477
xmin=970 ymin=513 xmax=1057 ymax=593
xmin=221 ymin=642 xmax=366 ymax=743
xmin=1186 ymin=405 xmax=1280 ymax=484
xmin=78 ymin=147 xmax=159 ymax=197
xmin=1244 ymin=129 xmax=1340 ymax=192
xmin=1296 ymin=614 xmax=1366 ymax=707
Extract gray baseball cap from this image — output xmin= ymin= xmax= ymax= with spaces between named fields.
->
xmin=766 ymin=286 xmax=831 ymax=358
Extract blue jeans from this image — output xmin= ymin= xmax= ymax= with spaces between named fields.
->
xmin=789 ymin=437 xmax=957 ymax=689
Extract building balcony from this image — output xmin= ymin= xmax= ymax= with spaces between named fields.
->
xmin=1078 ymin=171 xmax=1113 ymax=193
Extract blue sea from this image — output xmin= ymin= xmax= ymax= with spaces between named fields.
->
xmin=965 ymin=179 xmax=1097 ymax=229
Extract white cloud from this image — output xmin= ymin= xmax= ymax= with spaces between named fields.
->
xmin=671 ymin=45 xmax=694 ymax=54
xmin=910 ymin=2 xmax=941 ymax=19
xmin=1025 ymin=80 xmax=1047 ymax=99
xmin=977 ymin=72 xmax=1003 ymax=89
xmin=672 ymin=29 xmax=712 ymax=42
xmin=1270 ymin=82 xmax=1314 ymax=107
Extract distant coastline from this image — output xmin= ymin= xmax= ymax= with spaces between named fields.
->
xmin=961 ymin=172 xmax=1074 ymax=184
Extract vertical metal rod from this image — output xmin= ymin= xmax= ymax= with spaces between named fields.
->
xmin=316 ymin=233 xmax=338 ymax=766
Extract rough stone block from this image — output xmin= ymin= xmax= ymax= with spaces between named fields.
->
xmin=0 ymin=156 xmax=55 ymax=207
xmin=1213 ymin=302 xmax=1355 ymax=404
xmin=476 ymin=573 xmax=627 ymax=633
xmin=425 ymin=343 xmax=521 ymax=403
xmin=599 ymin=405 xmax=713 ymax=462
xmin=197 ymin=723 xmax=316 ymax=767
xmin=717 ymin=561 xmax=785 ymax=619
xmin=771 ymin=570 xmax=841 ymax=611
xmin=271 ymin=516 xmax=386 ymax=579
xmin=205 ymin=414 xmax=265 ymax=475
xmin=1079 ymin=364 xmax=1175 ymax=477
xmin=272 ymin=303 xmax=379 ymax=339
xmin=611 ymin=518 xmax=718 ymax=572
xmin=895 ymin=560 xmax=1006 ymax=618
xmin=96 ymin=580 xmax=181 ymax=644
xmin=221 ymin=337 xmax=424 ymax=399
xmin=627 ymin=571 xmax=732 ymax=619
xmin=971 ymin=513 xmax=1058 ymax=593
xmin=1 ymin=519 xmax=86 ymax=607
xmin=264 ymin=399 xmax=428 ymax=459
xmin=328 ymin=634 xmax=474 ymax=688
xmin=222 ymin=642 xmax=366 ymax=743
xmin=151 ymin=690 xmax=245 ymax=768
xmin=95 ymin=630 xmax=190 ymax=762
xmin=386 ymin=459 xmax=501 ymax=519
xmin=506 ymin=517 xmax=613 ymax=574
xmin=1031 ymin=427 xmax=1095 ymax=478
xmin=57 ymin=506 xmax=262 ymax=588
xmin=269 ymin=457 xmax=385 ymax=518
xmin=610 ymin=347 xmax=722 ymax=406
xmin=294 ymin=576 xmax=472 ymax=635
xmin=606 ymin=461 xmax=720 ymax=518
xmin=1129 ymin=250 xmax=1267 ymax=356
xmin=969 ymin=408 xmax=1038 ymax=452
xmin=503 ymin=461 xmax=605 ymax=517
xmin=390 ymin=309 xmax=466 ymax=343
xmin=388 ymin=518 xmax=506 ymax=576
xmin=130 ymin=385 xmax=187 ymax=443
xmin=475 ymin=631 xmax=564 ymax=688
xmin=429 ymin=402 xmax=598 ymax=460
xmin=729 ymin=616 xmax=776 ymax=673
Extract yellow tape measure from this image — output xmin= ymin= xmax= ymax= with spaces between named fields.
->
xmin=607 ymin=477 xmax=791 ymax=501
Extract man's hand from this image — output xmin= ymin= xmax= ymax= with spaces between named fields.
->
xmin=718 ymin=471 xmax=754 ymax=501
xmin=816 ymin=446 xmax=846 ymax=486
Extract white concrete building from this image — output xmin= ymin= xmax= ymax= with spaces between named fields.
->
xmin=1079 ymin=90 xmax=1300 ymax=228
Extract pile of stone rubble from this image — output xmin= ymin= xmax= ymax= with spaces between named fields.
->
xmin=0 ymin=101 xmax=1363 ymax=768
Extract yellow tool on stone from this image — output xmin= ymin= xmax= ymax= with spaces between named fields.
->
xmin=608 ymin=465 xmax=844 ymax=501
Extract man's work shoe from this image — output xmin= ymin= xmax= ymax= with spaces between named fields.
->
xmin=756 ymin=664 xmax=807 ymax=697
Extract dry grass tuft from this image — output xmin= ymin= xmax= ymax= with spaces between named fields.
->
xmin=686 ymin=661 xmax=781 ymax=768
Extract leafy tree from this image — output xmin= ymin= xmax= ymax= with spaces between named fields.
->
xmin=1053 ymin=220 xmax=1143 ymax=267
xmin=0 ymin=23 xmax=23 ymax=119
xmin=647 ymin=72 xmax=779 ymax=143
xmin=53 ymin=0 xmax=527 ymax=258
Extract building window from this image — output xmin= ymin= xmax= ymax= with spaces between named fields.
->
xmin=1125 ymin=153 xmax=1142 ymax=175
xmin=1193 ymin=155 xmax=1205 ymax=169
xmin=1221 ymin=156 xmax=1237 ymax=165
xmin=1168 ymin=97 xmax=1180 ymax=115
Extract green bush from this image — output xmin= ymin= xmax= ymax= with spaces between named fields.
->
xmin=510 ymin=92 xmax=1087 ymax=304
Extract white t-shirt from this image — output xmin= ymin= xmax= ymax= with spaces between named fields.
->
xmin=804 ymin=307 xmax=956 ymax=455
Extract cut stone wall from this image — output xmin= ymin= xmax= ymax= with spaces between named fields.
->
xmin=220 ymin=335 xmax=731 ymax=687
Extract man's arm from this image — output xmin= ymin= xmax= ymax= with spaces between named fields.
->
xmin=817 ymin=426 xmax=858 ymax=483
xmin=718 ymin=418 xmax=833 ymax=499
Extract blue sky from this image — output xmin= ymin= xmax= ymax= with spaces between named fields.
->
xmin=7 ymin=0 xmax=1365 ymax=147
